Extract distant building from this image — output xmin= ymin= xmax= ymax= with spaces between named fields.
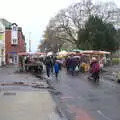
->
xmin=0 ymin=19 xmax=26 ymax=65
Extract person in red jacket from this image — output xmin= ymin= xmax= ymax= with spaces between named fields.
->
xmin=89 ymin=57 xmax=100 ymax=81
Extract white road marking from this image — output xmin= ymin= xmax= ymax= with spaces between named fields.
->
xmin=97 ymin=110 xmax=112 ymax=120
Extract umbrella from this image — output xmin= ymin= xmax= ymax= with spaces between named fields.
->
xmin=47 ymin=52 xmax=53 ymax=56
xmin=56 ymin=60 xmax=63 ymax=64
xmin=73 ymin=56 xmax=81 ymax=59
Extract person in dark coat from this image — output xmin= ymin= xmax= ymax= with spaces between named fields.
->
xmin=45 ymin=57 xmax=52 ymax=78
xmin=66 ymin=57 xmax=71 ymax=72
xmin=24 ymin=57 xmax=30 ymax=72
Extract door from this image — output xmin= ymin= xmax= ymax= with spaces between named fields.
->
xmin=13 ymin=55 xmax=18 ymax=64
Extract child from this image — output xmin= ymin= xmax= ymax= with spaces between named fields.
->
xmin=54 ymin=61 xmax=60 ymax=79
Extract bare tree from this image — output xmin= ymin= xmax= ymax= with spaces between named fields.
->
xmin=39 ymin=0 xmax=120 ymax=51
xmin=39 ymin=25 xmax=64 ymax=53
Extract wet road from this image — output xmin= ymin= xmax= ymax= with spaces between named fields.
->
xmin=50 ymin=68 xmax=120 ymax=120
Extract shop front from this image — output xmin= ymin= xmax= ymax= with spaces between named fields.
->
xmin=8 ymin=52 xmax=18 ymax=64
xmin=0 ymin=22 xmax=5 ymax=66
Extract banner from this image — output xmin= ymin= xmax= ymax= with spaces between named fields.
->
xmin=0 ymin=33 xmax=4 ymax=41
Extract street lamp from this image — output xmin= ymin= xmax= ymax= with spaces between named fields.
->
xmin=29 ymin=32 xmax=31 ymax=52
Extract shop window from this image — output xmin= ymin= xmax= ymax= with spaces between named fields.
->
xmin=11 ymin=25 xmax=18 ymax=45
xmin=12 ymin=39 xmax=17 ymax=45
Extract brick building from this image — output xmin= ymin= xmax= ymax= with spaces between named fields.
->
xmin=0 ymin=19 xmax=26 ymax=64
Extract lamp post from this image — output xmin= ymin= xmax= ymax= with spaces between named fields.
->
xmin=29 ymin=32 xmax=31 ymax=52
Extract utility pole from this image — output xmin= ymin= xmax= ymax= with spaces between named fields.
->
xmin=29 ymin=32 xmax=31 ymax=52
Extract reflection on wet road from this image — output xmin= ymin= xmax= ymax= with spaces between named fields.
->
xmin=51 ymin=69 xmax=120 ymax=120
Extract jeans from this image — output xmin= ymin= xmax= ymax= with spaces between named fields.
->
xmin=91 ymin=72 xmax=99 ymax=80
xmin=55 ymin=72 xmax=58 ymax=79
xmin=46 ymin=66 xmax=50 ymax=77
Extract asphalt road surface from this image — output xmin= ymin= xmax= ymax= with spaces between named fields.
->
xmin=50 ymin=68 xmax=120 ymax=120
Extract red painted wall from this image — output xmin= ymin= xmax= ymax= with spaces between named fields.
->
xmin=5 ymin=29 xmax=26 ymax=64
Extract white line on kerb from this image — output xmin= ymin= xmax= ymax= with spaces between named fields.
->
xmin=97 ymin=110 xmax=112 ymax=120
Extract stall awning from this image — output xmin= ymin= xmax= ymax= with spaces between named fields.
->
xmin=81 ymin=50 xmax=111 ymax=55
xmin=18 ymin=52 xmax=32 ymax=56
xmin=18 ymin=52 xmax=46 ymax=56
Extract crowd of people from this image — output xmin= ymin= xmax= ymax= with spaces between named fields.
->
xmin=65 ymin=56 xmax=80 ymax=75
xmin=43 ymin=55 xmax=101 ymax=81
xmin=19 ymin=54 xmax=101 ymax=81
xmin=44 ymin=56 xmax=61 ymax=79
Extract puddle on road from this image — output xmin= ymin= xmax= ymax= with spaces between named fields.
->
xmin=0 ymin=81 xmax=49 ymax=90
xmin=3 ymin=92 xmax=16 ymax=96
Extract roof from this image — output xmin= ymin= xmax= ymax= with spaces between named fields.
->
xmin=18 ymin=52 xmax=46 ymax=56
xmin=0 ymin=18 xmax=11 ymax=29
xmin=11 ymin=23 xmax=18 ymax=26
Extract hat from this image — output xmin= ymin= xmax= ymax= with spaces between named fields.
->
xmin=92 ymin=57 xmax=97 ymax=61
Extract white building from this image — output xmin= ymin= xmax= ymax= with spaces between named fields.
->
xmin=0 ymin=21 xmax=5 ymax=66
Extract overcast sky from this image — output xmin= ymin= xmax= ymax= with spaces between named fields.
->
xmin=0 ymin=0 xmax=119 ymax=52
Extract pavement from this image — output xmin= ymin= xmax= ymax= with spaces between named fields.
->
xmin=0 ymin=65 xmax=66 ymax=120
xmin=0 ymin=65 xmax=49 ymax=91
xmin=0 ymin=91 xmax=59 ymax=120
xmin=48 ymin=66 xmax=120 ymax=120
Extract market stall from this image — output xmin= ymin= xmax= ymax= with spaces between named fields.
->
xmin=18 ymin=52 xmax=45 ymax=73
xmin=80 ymin=50 xmax=111 ymax=71
xmin=81 ymin=50 xmax=110 ymax=62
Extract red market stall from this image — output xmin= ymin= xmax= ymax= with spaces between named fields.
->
xmin=18 ymin=52 xmax=45 ymax=73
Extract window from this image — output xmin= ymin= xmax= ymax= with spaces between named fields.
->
xmin=11 ymin=25 xmax=18 ymax=45
xmin=12 ymin=39 xmax=17 ymax=44
xmin=1 ymin=49 xmax=4 ymax=56
xmin=13 ymin=27 xmax=17 ymax=31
